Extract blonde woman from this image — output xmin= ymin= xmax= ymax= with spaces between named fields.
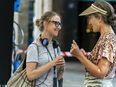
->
xmin=26 ymin=11 xmax=65 ymax=87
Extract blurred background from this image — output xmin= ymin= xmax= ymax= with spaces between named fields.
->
xmin=0 ymin=0 xmax=116 ymax=87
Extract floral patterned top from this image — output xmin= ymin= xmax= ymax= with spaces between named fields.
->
xmin=87 ymin=30 xmax=116 ymax=78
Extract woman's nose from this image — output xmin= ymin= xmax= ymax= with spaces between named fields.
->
xmin=58 ymin=25 xmax=61 ymax=30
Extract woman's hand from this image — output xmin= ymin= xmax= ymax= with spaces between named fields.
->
xmin=70 ymin=40 xmax=84 ymax=59
xmin=80 ymin=48 xmax=87 ymax=56
xmin=52 ymin=55 xmax=65 ymax=66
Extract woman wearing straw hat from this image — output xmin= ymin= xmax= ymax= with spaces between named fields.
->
xmin=70 ymin=1 xmax=116 ymax=87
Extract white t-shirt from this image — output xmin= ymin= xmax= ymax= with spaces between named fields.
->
xmin=26 ymin=38 xmax=61 ymax=87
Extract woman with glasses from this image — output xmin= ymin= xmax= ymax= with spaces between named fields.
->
xmin=26 ymin=11 xmax=65 ymax=87
xmin=70 ymin=1 xmax=116 ymax=87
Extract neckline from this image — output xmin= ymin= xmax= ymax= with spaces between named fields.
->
xmin=100 ymin=26 xmax=115 ymax=37
xmin=100 ymin=32 xmax=111 ymax=38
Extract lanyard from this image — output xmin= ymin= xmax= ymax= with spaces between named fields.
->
xmin=45 ymin=46 xmax=57 ymax=77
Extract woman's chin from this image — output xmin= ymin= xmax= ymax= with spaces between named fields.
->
xmin=92 ymin=29 xmax=96 ymax=32
xmin=54 ymin=33 xmax=58 ymax=37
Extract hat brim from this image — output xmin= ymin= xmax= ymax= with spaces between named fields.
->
xmin=79 ymin=6 xmax=98 ymax=16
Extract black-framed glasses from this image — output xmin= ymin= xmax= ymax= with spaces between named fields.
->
xmin=49 ymin=21 xmax=62 ymax=27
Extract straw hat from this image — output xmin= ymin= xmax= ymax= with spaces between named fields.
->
xmin=79 ymin=4 xmax=107 ymax=16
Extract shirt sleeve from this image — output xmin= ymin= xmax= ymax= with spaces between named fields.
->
xmin=26 ymin=44 xmax=39 ymax=63
xmin=98 ymin=39 xmax=115 ymax=63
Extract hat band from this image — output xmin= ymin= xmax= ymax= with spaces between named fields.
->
xmin=91 ymin=4 xmax=107 ymax=15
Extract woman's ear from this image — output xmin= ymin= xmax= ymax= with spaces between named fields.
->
xmin=43 ymin=21 xmax=47 ymax=27
xmin=99 ymin=16 xmax=103 ymax=23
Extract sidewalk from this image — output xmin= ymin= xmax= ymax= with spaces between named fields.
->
xmin=63 ymin=61 xmax=116 ymax=87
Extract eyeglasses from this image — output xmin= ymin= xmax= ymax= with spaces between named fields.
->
xmin=49 ymin=21 xmax=62 ymax=27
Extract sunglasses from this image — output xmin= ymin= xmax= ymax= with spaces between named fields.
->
xmin=49 ymin=21 xmax=62 ymax=27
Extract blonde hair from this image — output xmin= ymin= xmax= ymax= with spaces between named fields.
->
xmin=35 ymin=11 xmax=60 ymax=32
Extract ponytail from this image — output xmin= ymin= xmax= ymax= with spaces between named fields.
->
xmin=35 ymin=19 xmax=40 ymax=27
xmin=108 ymin=14 xmax=116 ymax=34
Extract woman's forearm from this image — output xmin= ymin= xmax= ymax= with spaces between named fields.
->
xmin=27 ymin=61 xmax=54 ymax=81
xmin=76 ymin=55 xmax=108 ymax=79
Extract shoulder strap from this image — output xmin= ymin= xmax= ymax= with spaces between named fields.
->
xmin=23 ymin=43 xmax=39 ymax=69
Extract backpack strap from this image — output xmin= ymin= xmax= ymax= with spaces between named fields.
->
xmin=23 ymin=43 xmax=39 ymax=69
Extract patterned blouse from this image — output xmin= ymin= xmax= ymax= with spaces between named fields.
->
xmin=87 ymin=30 xmax=116 ymax=78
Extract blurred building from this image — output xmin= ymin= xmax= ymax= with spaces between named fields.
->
xmin=16 ymin=0 xmax=116 ymax=59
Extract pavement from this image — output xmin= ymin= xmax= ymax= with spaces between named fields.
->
xmin=63 ymin=61 xmax=116 ymax=87
xmin=1 ymin=61 xmax=115 ymax=87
